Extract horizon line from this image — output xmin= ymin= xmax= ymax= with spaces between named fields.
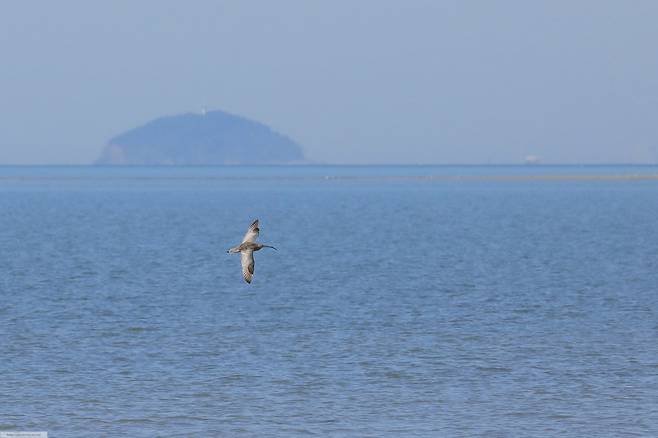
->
xmin=1 ymin=162 xmax=658 ymax=167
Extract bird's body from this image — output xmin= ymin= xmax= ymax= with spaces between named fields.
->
xmin=226 ymin=219 xmax=276 ymax=283
xmin=227 ymin=241 xmax=271 ymax=253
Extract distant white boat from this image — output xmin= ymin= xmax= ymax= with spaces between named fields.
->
xmin=525 ymin=155 xmax=541 ymax=165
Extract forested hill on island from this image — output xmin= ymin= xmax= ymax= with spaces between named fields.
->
xmin=95 ymin=110 xmax=305 ymax=165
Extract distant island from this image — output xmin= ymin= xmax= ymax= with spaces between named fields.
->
xmin=95 ymin=110 xmax=305 ymax=165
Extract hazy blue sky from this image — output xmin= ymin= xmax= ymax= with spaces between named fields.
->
xmin=1 ymin=1 xmax=657 ymax=164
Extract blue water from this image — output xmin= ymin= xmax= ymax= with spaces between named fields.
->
xmin=1 ymin=165 xmax=657 ymax=437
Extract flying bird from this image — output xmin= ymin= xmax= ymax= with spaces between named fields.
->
xmin=226 ymin=219 xmax=277 ymax=283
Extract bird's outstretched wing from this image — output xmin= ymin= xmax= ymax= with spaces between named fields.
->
xmin=241 ymin=250 xmax=255 ymax=283
xmin=242 ymin=219 xmax=259 ymax=243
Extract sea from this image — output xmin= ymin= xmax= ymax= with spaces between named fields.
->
xmin=1 ymin=165 xmax=657 ymax=437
